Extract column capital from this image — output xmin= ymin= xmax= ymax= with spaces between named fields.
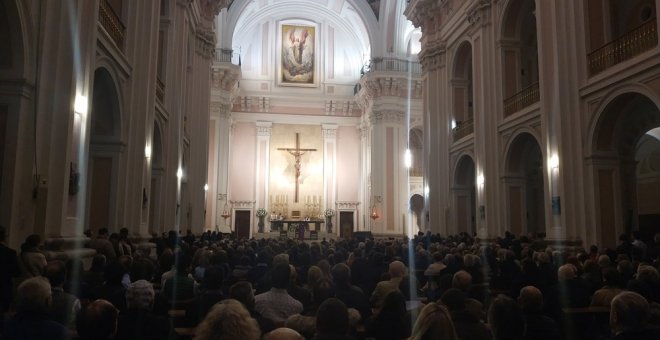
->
xmin=321 ymin=124 xmax=338 ymax=139
xmin=369 ymin=110 xmax=405 ymax=125
xmin=256 ymin=121 xmax=272 ymax=137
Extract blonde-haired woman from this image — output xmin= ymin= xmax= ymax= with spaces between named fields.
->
xmin=194 ymin=299 xmax=261 ymax=340
xmin=409 ymin=302 xmax=458 ymax=340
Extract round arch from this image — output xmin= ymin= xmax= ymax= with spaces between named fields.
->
xmin=503 ymin=132 xmax=545 ymax=238
xmin=587 ymin=91 xmax=660 ymax=248
xmin=452 ymin=153 xmax=476 ymax=234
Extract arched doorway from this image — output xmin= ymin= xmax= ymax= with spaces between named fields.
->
xmin=409 ymin=194 xmax=424 ymax=233
xmin=409 ymin=127 xmax=423 ymax=177
xmin=590 ymin=92 xmax=660 ymax=248
xmin=504 ymin=133 xmax=545 ymax=238
xmin=453 ymin=155 xmax=476 ymax=234
xmin=87 ymin=68 xmax=123 ymax=234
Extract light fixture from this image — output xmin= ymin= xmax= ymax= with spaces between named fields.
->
xmin=221 ymin=197 xmax=231 ymax=219
xmin=176 ymin=167 xmax=183 ymax=179
xmin=404 ymin=149 xmax=412 ymax=168
xmin=144 ymin=145 xmax=152 ymax=158
xmin=477 ymin=174 xmax=485 ymax=186
xmin=204 ymin=184 xmax=209 ymax=191
xmin=549 ymin=155 xmax=559 ymax=169
xmin=370 ymin=196 xmax=381 ymax=220
xmin=74 ymin=95 xmax=88 ymax=115
xmin=451 ymin=119 xmax=457 ymax=130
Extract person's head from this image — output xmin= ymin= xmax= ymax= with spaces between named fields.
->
xmin=331 ymin=263 xmax=351 ymax=287
xmin=271 ymin=263 xmax=290 ymax=289
xmin=388 ymin=260 xmax=407 ymax=278
xmin=315 ymin=298 xmax=349 ymax=336
xmin=602 ymin=268 xmax=623 ymax=288
xmin=203 ymin=266 xmax=225 ymax=290
xmin=230 ymin=281 xmax=255 ymax=310
xmin=379 ymin=291 xmax=407 ymax=319
xmin=98 ymin=228 xmax=109 ymax=237
xmin=557 ymin=264 xmax=577 ymax=281
xmin=91 ymin=254 xmax=107 ymax=271
xmin=451 ymin=270 xmax=472 ymax=291
xmin=597 ymin=254 xmax=611 ymax=268
xmin=409 ymin=302 xmax=458 ymax=340
xmin=312 ymin=278 xmax=335 ymax=304
xmin=610 ymin=291 xmax=650 ymax=334
xmin=104 ymin=261 xmax=127 ymax=284
xmin=273 ymin=253 xmax=290 ymax=267
xmin=129 ymin=258 xmax=154 ymax=282
xmin=194 ymin=299 xmax=261 ymax=340
xmin=306 ymin=266 xmax=322 ymax=286
xmin=23 ymin=234 xmax=41 ymax=249
xmin=174 ymin=251 xmax=191 ymax=275
xmin=263 ymin=327 xmax=304 ymax=340
xmin=15 ymin=277 xmax=52 ymax=313
xmin=440 ymin=288 xmax=466 ymax=311
xmin=488 ymin=295 xmax=524 ymax=340
xmin=126 ymin=280 xmax=155 ymax=311
xmin=518 ymin=286 xmax=543 ymax=313
xmin=44 ymin=260 xmax=67 ymax=288
xmin=77 ymin=299 xmax=119 ymax=340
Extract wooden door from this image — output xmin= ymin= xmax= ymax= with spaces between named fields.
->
xmin=235 ymin=210 xmax=251 ymax=240
xmin=339 ymin=211 xmax=354 ymax=239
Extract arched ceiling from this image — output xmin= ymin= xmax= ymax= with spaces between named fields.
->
xmin=219 ymin=0 xmax=378 ymax=117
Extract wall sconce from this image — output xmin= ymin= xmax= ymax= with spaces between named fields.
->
xmin=74 ymin=95 xmax=88 ymax=115
xmin=548 ymin=155 xmax=559 ymax=169
xmin=144 ymin=145 xmax=152 ymax=158
xmin=404 ymin=149 xmax=412 ymax=168
xmin=176 ymin=167 xmax=183 ymax=179
xmin=203 ymin=184 xmax=209 ymax=192
xmin=370 ymin=196 xmax=381 ymax=220
xmin=476 ymin=174 xmax=485 ymax=186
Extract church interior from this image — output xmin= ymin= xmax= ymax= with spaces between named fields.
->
xmin=2 ymin=0 xmax=660 ymax=251
xmin=1 ymin=0 xmax=660 ymax=339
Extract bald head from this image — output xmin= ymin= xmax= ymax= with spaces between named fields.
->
xmin=518 ymin=286 xmax=543 ymax=313
xmin=388 ymin=261 xmax=407 ymax=278
xmin=264 ymin=327 xmax=304 ymax=340
xmin=452 ymin=270 xmax=472 ymax=291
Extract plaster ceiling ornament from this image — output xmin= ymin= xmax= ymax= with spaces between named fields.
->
xmin=198 ymin=0 xmax=231 ymax=20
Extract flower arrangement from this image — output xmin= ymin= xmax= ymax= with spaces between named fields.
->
xmin=256 ymin=208 xmax=268 ymax=217
xmin=324 ymin=209 xmax=335 ymax=217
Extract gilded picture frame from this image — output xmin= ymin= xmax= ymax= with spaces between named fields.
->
xmin=277 ymin=21 xmax=318 ymax=87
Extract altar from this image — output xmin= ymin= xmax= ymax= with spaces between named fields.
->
xmin=270 ymin=219 xmax=325 ymax=232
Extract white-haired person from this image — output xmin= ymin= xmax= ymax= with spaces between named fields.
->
xmin=3 ymin=277 xmax=68 ymax=340
xmin=194 ymin=299 xmax=261 ymax=340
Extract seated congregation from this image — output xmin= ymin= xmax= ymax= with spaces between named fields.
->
xmin=1 ymin=226 xmax=660 ymax=340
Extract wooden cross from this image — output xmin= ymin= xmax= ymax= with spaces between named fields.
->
xmin=278 ymin=133 xmax=316 ymax=203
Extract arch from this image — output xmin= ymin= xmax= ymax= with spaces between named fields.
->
xmin=152 ymin=120 xmax=164 ymax=168
xmin=499 ymin=0 xmax=539 ymax=103
xmin=451 ymin=41 xmax=474 ymax=124
xmin=409 ymin=127 xmax=423 ymax=177
xmin=87 ymin=67 xmax=124 ymax=233
xmin=503 ymin=132 xmax=545 ymax=237
xmin=587 ymin=91 xmax=660 ymax=248
xmin=409 ymin=194 xmax=424 ymax=232
xmin=452 ymin=154 xmax=476 ymax=234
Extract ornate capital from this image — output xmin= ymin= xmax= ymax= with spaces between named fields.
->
xmin=322 ymin=124 xmax=338 ymax=139
xmin=211 ymin=66 xmax=240 ymax=93
xmin=256 ymin=122 xmax=272 ymax=137
xmin=419 ymin=41 xmax=446 ymax=72
xmin=229 ymin=200 xmax=255 ymax=209
xmin=195 ymin=29 xmax=215 ymax=59
xmin=336 ymin=201 xmax=360 ymax=210
xmin=210 ymin=102 xmax=231 ymax=119
xmin=467 ymin=0 xmax=492 ymax=28
xmin=369 ymin=110 xmax=405 ymax=125
xmin=198 ymin=0 xmax=232 ymax=21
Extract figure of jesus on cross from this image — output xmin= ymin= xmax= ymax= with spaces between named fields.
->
xmin=278 ymin=133 xmax=316 ymax=203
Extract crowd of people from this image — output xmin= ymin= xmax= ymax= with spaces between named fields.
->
xmin=1 ymin=225 xmax=660 ymax=339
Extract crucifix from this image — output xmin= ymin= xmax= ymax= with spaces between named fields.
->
xmin=278 ymin=133 xmax=317 ymax=203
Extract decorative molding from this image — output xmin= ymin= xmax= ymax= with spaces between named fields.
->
xmin=198 ymin=0 xmax=232 ymax=20
xmin=336 ymin=201 xmax=360 ymax=210
xmin=211 ymin=67 xmax=241 ymax=93
xmin=322 ymin=124 xmax=338 ymax=139
xmin=369 ymin=110 xmax=405 ymax=125
xmin=230 ymin=200 xmax=255 ymax=209
xmin=195 ymin=29 xmax=215 ymax=59
xmin=210 ymin=102 xmax=231 ymax=118
xmin=467 ymin=0 xmax=492 ymax=28
xmin=256 ymin=121 xmax=273 ymax=137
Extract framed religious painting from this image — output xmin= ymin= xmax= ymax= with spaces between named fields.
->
xmin=277 ymin=20 xmax=319 ymax=87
